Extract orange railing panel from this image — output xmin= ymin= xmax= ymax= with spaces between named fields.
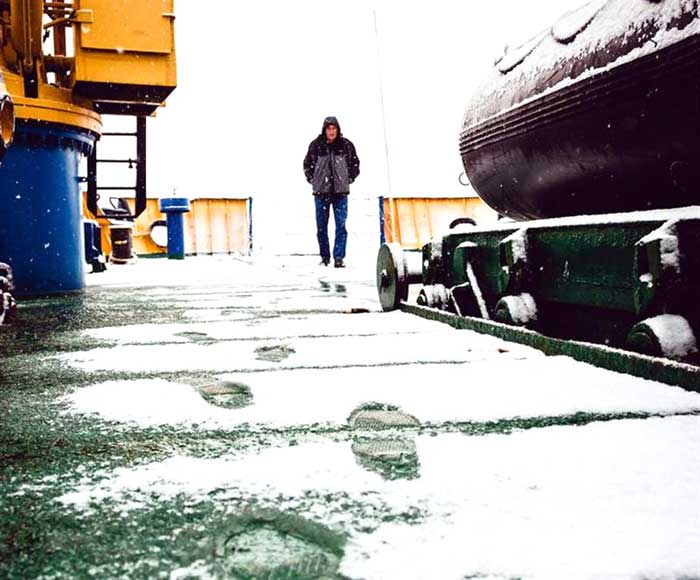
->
xmin=83 ymin=196 xmax=250 ymax=257
xmin=382 ymin=197 xmax=497 ymax=249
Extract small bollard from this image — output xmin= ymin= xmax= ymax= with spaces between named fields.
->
xmin=158 ymin=197 xmax=191 ymax=259
xmin=109 ymin=221 xmax=134 ymax=264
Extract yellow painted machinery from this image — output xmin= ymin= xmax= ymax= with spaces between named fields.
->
xmin=0 ymin=0 xmax=177 ymax=295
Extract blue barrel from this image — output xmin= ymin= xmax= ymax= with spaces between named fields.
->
xmin=159 ymin=197 xmax=191 ymax=259
xmin=0 ymin=121 xmax=95 ymax=296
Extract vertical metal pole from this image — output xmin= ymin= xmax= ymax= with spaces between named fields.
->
xmin=87 ymin=140 xmax=98 ymax=216
xmin=248 ymin=196 xmax=254 ymax=255
xmin=51 ymin=8 xmax=68 ymax=86
xmin=373 ymin=9 xmax=393 ymax=198
xmin=135 ymin=116 xmax=147 ymax=218
xmin=378 ymin=195 xmax=385 ymax=246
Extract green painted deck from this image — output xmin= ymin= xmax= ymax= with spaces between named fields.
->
xmin=1 ymin=256 xmax=698 ymax=579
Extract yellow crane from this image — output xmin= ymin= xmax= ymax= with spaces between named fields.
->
xmin=0 ymin=0 xmax=177 ymax=295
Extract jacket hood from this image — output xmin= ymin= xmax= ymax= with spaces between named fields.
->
xmin=321 ymin=116 xmax=342 ymax=137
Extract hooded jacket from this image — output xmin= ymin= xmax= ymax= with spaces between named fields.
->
xmin=303 ymin=116 xmax=360 ymax=195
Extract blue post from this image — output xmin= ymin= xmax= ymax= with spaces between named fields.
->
xmin=0 ymin=121 xmax=96 ymax=296
xmin=159 ymin=197 xmax=191 ymax=259
xmin=378 ymin=195 xmax=386 ymax=246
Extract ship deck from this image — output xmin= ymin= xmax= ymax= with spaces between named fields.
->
xmin=1 ymin=255 xmax=699 ymax=579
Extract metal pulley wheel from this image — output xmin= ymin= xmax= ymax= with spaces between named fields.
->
xmin=376 ymin=243 xmax=409 ymax=311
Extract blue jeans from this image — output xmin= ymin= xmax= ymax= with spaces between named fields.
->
xmin=315 ymin=194 xmax=348 ymax=261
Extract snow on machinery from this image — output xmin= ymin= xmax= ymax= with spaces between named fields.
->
xmin=0 ymin=0 xmax=176 ymax=296
xmin=0 ymin=261 xmax=16 ymax=324
xmin=377 ymin=0 xmax=700 ymax=387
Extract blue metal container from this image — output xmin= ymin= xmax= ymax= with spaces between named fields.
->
xmin=0 ymin=121 xmax=95 ymax=296
xmin=159 ymin=197 xmax=191 ymax=259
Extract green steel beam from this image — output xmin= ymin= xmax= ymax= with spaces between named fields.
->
xmin=401 ymin=303 xmax=700 ymax=392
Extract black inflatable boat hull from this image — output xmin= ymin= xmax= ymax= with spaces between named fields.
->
xmin=460 ymin=0 xmax=700 ymax=220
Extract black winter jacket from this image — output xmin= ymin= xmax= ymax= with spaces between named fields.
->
xmin=303 ymin=117 xmax=360 ymax=195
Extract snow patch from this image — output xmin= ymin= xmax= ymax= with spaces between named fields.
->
xmin=496 ymin=30 xmax=548 ymax=73
xmin=54 ymin=330 xmax=535 ymax=374
xmin=552 ymin=0 xmax=608 ymax=43
xmin=429 ymin=234 xmax=443 ymax=268
xmin=61 ymin=357 xmax=700 ymax=430
xmin=465 ymin=0 xmax=700 ymax=131
xmin=638 ymin=220 xmax=681 ymax=274
xmin=56 ymin=416 xmax=700 ymax=580
xmin=501 ymin=293 xmax=538 ymax=325
xmin=465 ymin=261 xmax=490 ymax=320
xmin=450 ymin=206 xmax=700 ymax=237
xmin=170 ymin=560 xmax=216 ymax=580
xmin=81 ymin=312 xmax=443 ymax=346
xmin=643 ymin=315 xmax=698 ymax=360
xmin=502 ymin=228 xmax=529 ymax=263
xmin=62 ymin=379 xmax=231 ymax=428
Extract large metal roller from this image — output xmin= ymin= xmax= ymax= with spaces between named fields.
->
xmin=376 ymin=243 xmax=423 ymax=312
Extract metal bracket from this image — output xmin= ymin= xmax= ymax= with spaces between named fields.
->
xmin=73 ymin=10 xmax=94 ymax=23
xmin=453 ymin=241 xmax=490 ymax=319
xmin=499 ymin=228 xmax=532 ymax=294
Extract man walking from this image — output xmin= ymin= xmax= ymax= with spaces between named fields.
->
xmin=303 ymin=116 xmax=360 ymax=267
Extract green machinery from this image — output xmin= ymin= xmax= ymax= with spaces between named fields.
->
xmin=377 ymin=208 xmax=700 ymax=389
xmin=376 ymin=0 xmax=700 ymax=389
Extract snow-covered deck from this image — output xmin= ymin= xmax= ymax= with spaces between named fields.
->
xmin=2 ymin=255 xmax=699 ymax=579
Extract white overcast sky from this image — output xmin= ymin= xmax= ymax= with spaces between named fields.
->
xmin=140 ymin=0 xmax=585 ymax=200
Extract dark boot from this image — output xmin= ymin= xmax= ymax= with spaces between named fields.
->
xmin=334 ymin=259 xmax=345 ymax=268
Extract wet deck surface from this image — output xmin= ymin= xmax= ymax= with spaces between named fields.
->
xmin=1 ymin=256 xmax=699 ymax=579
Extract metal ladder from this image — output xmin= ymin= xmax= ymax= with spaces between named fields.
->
xmin=86 ymin=116 xmax=148 ymax=220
